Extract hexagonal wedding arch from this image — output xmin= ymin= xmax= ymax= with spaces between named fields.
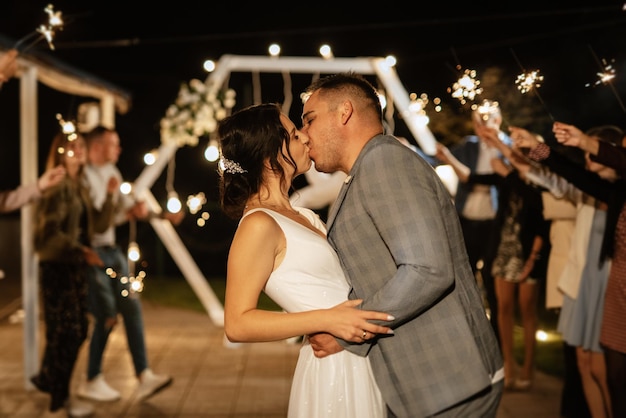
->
xmin=136 ymin=54 xmax=438 ymax=328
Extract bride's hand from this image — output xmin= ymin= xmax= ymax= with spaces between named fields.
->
xmin=325 ymin=299 xmax=394 ymax=342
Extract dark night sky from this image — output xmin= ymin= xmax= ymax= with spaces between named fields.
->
xmin=1 ymin=1 xmax=626 ymax=275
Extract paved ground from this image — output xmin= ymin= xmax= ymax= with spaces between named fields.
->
xmin=0 ymin=299 xmax=298 ymax=418
xmin=0 ymin=292 xmax=565 ymax=418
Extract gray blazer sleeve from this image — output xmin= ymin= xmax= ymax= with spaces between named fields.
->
xmin=345 ymin=142 xmax=457 ymax=325
xmin=327 ymin=136 xmax=501 ymax=416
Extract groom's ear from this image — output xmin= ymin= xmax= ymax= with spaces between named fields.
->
xmin=340 ymin=100 xmax=354 ymax=125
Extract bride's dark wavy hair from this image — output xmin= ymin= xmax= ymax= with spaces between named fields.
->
xmin=217 ymin=103 xmax=296 ymax=219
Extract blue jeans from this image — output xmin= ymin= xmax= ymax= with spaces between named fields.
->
xmin=86 ymin=245 xmax=148 ymax=379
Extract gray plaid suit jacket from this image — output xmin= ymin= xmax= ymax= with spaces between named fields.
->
xmin=327 ymin=135 xmax=503 ymax=417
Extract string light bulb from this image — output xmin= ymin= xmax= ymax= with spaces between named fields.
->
xmin=319 ymin=44 xmax=333 ymax=59
xmin=384 ymin=55 xmax=397 ymax=67
xmin=203 ymin=59 xmax=216 ymax=73
xmin=167 ymin=191 xmax=182 ymax=213
xmin=204 ymin=139 xmax=219 ymax=162
xmin=143 ymin=150 xmax=157 ymax=165
xmin=268 ymin=44 xmax=281 ymax=57
xmin=127 ymin=241 xmax=140 ymax=262
xmin=186 ymin=192 xmax=206 ymax=214
xmin=119 ymin=182 xmax=132 ymax=195
xmin=165 ymin=157 xmax=182 ymax=213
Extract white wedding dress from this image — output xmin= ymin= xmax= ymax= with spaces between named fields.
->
xmin=244 ymin=208 xmax=385 ymax=418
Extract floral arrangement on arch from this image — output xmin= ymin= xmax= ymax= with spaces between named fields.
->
xmin=160 ymin=78 xmax=236 ymax=147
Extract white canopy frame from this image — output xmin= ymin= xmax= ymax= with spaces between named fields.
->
xmin=9 ymin=51 xmax=438 ymax=386
xmin=205 ymin=54 xmax=438 ymax=154
xmin=0 ymin=47 xmax=131 ymax=389
xmin=134 ymin=54 xmax=439 ymax=333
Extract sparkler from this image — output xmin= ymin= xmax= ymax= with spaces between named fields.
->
xmin=585 ymin=58 xmax=616 ymax=87
xmin=510 ymin=48 xmax=553 ymax=121
xmin=474 ymin=99 xmax=501 ymax=128
xmin=123 ymin=218 xmax=146 ymax=295
xmin=13 ymin=4 xmax=64 ymax=53
xmin=54 ymin=114 xmax=78 ymax=156
xmin=587 ymin=45 xmax=626 ymax=113
xmin=56 ymin=113 xmax=76 ymax=137
xmin=106 ymin=268 xmax=145 ymax=296
xmin=447 ymin=48 xmax=482 ymax=106
xmin=448 ymin=65 xmax=483 ymax=105
xmin=515 ymin=70 xmax=544 ymax=94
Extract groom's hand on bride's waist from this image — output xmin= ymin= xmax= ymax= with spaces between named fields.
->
xmin=308 ymin=332 xmax=343 ymax=358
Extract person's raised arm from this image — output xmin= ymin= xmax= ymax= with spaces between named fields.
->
xmin=553 ymin=121 xmax=599 ymax=155
xmin=490 ymin=156 xmax=513 ymax=178
xmin=476 ymin=124 xmax=525 ymax=163
xmin=509 ymin=126 xmax=543 ymax=151
xmin=0 ymin=165 xmax=66 ymax=213
xmin=37 ymin=165 xmax=66 ymax=192
xmin=435 ymin=142 xmax=470 ymax=182
xmin=0 ymin=49 xmax=18 ymax=87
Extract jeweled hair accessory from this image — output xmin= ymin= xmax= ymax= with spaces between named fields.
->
xmin=219 ymin=156 xmax=247 ymax=174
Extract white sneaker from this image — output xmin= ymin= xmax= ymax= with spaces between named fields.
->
xmin=137 ymin=368 xmax=173 ymax=401
xmin=77 ymin=374 xmax=121 ymax=402
xmin=66 ymin=398 xmax=94 ymax=417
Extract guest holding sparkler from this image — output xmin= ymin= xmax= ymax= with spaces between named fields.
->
xmin=485 ymin=143 xmax=549 ymax=392
xmin=549 ymin=121 xmax=626 ymax=418
xmin=491 ymin=124 xmax=618 ymax=417
xmin=437 ymin=123 xmax=550 ymax=391
xmin=436 ymin=101 xmax=512 ymax=344
xmin=30 ymin=127 xmax=116 ymax=417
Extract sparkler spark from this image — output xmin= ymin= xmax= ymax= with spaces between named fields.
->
xmin=587 ymin=45 xmax=626 ymax=113
xmin=515 ymin=70 xmax=544 ymax=94
xmin=44 ymin=4 xmax=63 ymax=28
xmin=474 ymin=99 xmax=501 ymax=128
xmin=510 ymin=48 xmax=553 ymax=121
xmin=56 ymin=113 xmax=76 ymax=137
xmin=515 ymin=68 xmax=552 ymax=120
xmin=585 ymin=58 xmax=616 ymax=87
xmin=14 ymin=4 xmax=64 ymax=53
xmin=448 ymin=67 xmax=482 ymax=105
xmin=109 ymin=269 xmax=146 ymax=296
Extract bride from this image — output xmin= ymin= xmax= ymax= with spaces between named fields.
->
xmin=217 ymin=103 xmax=393 ymax=417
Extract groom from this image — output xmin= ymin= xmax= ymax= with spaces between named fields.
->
xmin=301 ymin=73 xmax=504 ymax=417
